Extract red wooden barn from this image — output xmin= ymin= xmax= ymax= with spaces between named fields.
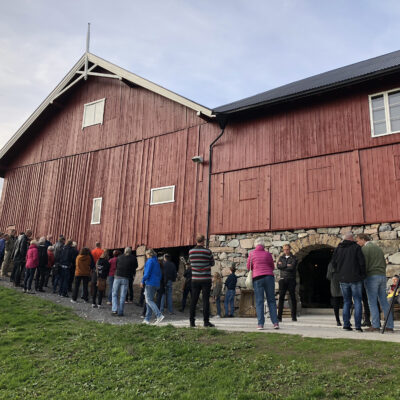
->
xmin=1 ymin=50 xmax=400 ymax=265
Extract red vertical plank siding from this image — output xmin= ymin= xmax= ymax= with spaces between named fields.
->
xmin=360 ymin=144 xmax=400 ymax=223
xmin=271 ymin=152 xmax=364 ymax=230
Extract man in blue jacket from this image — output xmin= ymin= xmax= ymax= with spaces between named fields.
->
xmin=141 ymin=248 xmax=164 ymax=325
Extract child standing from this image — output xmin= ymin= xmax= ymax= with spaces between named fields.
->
xmin=224 ymin=266 xmax=237 ymax=317
xmin=212 ymin=272 xmax=222 ymax=318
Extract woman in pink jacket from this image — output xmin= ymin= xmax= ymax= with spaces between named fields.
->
xmin=24 ymin=240 xmax=39 ymax=293
xmin=247 ymin=237 xmax=279 ymax=330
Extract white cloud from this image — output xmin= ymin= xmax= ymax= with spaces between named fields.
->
xmin=1 ymin=0 xmax=400 ymax=150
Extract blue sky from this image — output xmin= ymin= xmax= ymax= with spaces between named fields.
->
xmin=1 ymin=0 xmax=400 ymax=154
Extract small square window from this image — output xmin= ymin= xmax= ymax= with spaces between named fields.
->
xmin=91 ymin=198 xmax=102 ymax=224
xmin=82 ymin=98 xmax=105 ymax=129
xmin=150 ymin=186 xmax=175 ymax=205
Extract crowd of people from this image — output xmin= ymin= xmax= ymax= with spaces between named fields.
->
xmin=0 ymin=229 xmax=397 ymax=331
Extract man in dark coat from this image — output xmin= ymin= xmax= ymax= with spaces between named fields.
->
xmin=331 ymin=232 xmax=366 ymax=332
xmin=11 ymin=229 xmax=32 ymax=287
xmin=277 ymin=244 xmax=298 ymax=322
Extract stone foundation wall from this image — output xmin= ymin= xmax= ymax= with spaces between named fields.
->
xmin=209 ymin=222 xmax=400 ymax=293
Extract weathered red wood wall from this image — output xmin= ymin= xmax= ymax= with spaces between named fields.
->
xmin=2 ymin=74 xmax=400 ymax=248
xmin=0 ymin=76 xmax=216 ymax=248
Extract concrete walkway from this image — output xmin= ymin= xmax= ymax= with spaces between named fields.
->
xmin=2 ymin=280 xmax=399 ymax=343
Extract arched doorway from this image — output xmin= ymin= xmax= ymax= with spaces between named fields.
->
xmin=297 ymin=246 xmax=334 ymax=308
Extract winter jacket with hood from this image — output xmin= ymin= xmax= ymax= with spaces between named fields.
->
xmin=331 ymin=240 xmax=366 ymax=283
xmin=26 ymin=244 xmax=39 ymax=269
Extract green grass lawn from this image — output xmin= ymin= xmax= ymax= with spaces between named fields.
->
xmin=0 ymin=286 xmax=400 ymax=400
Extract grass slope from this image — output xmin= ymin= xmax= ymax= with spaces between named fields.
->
xmin=0 ymin=286 xmax=400 ymax=399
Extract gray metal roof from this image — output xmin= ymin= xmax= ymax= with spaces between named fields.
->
xmin=213 ymin=49 xmax=400 ymax=114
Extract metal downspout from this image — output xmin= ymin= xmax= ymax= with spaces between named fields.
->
xmin=206 ymin=117 xmax=228 ymax=247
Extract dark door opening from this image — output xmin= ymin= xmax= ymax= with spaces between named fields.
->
xmin=298 ymin=247 xmax=334 ymax=308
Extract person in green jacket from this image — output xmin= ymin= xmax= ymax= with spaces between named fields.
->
xmin=356 ymin=234 xmax=394 ymax=332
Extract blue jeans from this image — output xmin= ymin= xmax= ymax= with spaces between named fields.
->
xmin=340 ymin=281 xmax=362 ymax=329
xmin=364 ymin=275 xmax=393 ymax=329
xmin=165 ymin=280 xmax=174 ymax=313
xmin=224 ymin=289 xmax=235 ymax=316
xmin=24 ymin=268 xmax=36 ymax=291
xmin=145 ymin=285 xmax=162 ymax=322
xmin=253 ymin=275 xmax=278 ymax=327
xmin=108 ymin=276 xmax=114 ymax=303
xmin=215 ymin=295 xmax=221 ymax=316
xmin=112 ymin=277 xmax=128 ymax=315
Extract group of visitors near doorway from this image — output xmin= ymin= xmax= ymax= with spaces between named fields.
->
xmin=0 ymin=229 xmax=397 ymax=332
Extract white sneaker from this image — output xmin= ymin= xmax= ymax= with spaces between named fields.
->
xmin=215 ymin=315 xmax=221 ymax=318
xmin=142 ymin=320 xmax=150 ymax=325
xmin=97 ymin=305 xmax=101 ymax=309
xmin=70 ymin=299 xmax=77 ymax=304
xmin=156 ymin=314 xmax=165 ymax=324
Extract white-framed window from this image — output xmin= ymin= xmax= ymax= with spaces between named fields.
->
xmin=369 ymin=89 xmax=400 ymax=137
xmin=82 ymin=98 xmax=105 ymax=129
xmin=150 ymin=185 xmax=175 ymax=205
xmin=91 ymin=197 xmax=102 ymax=224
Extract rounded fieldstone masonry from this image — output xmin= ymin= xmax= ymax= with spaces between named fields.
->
xmin=208 ymin=222 xmax=400 ymax=307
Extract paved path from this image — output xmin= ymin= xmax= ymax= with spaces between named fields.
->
xmin=2 ymin=280 xmax=399 ymax=343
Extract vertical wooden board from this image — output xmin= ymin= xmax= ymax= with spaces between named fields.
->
xmin=180 ymin=126 xmax=200 ymax=245
xmin=146 ymin=131 xmax=187 ymax=248
xmin=271 ymin=153 xmax=363 ymax=230
xmin=360 ymin=144 xmax=400 ymax=223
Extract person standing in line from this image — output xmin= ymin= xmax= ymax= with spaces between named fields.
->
xmin=93 ymin=250 xmax=110 ymax=308
xmin=331 ymin=232 xmax=366 ymax=332
xmin=162 ymin=254 xmax=177 ymax=315
xmin=326 ymin=260 xmax=343 ymax=326
xmin=57 ymin=239 xmax=75 ymax=297
xmin=356 ymin=233 xmax=394 ymax=332
xmin=247 ymin=237 xmax=279 ymax=330
xmin=91 ymin=242 xmax=104 ymax=265
xmin=179 ymin=263 xmax=192 ymax=312
xmin=11 ymin=229 xmax=32 ymax=287
xmin=45 ymin=235 xmax=53 ymax=248
xmin=71 ymin=247 xmax=92 ymax=303
xmin=224 ymin=266 xmax=237 ymax=317
xmin=68 ymin=242 xmax=79 ymax=292
xmin=112 ymin=247 xmax=138 ymax=316
xmin=212 ymin=272 xmax=222 ymax=318
xmin=46 ymin=246 xmax=55 ymax=287
xmin=0 ymin=233 xmax=6 ymax=267
xmin=35 ymin=237 xmax=48 ymax=292
xmin=107 ymin=250 xmax=120 ymax=305
xmin=141 ymin=248 xmax=164 ymax=324
xmin=189 ymin=234 xmax=215 ymax=328
xmin=23 ymin=239 xmax=39 ymax=293
xmin=277 ymin=244 xmax=298 ymax=322
xmin=52 ymin=236 xmax=65 ymax=291
xmin=1 ymin=229 xmax=16 ymax=279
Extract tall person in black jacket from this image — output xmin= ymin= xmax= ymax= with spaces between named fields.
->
xmin=11 ymin=229 xmax=32 ymax=287
xmin=331 ymin=232 xmax=366 ymax=332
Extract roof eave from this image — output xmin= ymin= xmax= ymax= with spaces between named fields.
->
xmin=213 ymin=65 xmax=400 ymax=116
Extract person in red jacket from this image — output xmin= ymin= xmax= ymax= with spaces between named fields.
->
xmin=24 ymin=240 xmax=39 ymax=293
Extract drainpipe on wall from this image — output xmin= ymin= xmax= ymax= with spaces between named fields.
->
xmin=206 ymin=116 xmax=228 ymax=247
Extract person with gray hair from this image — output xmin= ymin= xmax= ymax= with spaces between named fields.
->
xmin=35 ymin=237 xmax=48 ymax=292
xmin=331 ymin=232 xmax=366 ymax=332
xmin=111 ymin=247 xmax=138 ymax=316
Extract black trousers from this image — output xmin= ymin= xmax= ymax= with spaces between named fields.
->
xmin=72 ymin=276 xmax=89 ymax=301
xmin=181 ymin=284 xmax=192 ymax=311
xmin=331 ymin=296 xmax=342 ymax=323
xmin=190 ymin=281 xmax=211 ymax=324
xmin=11 ymin=259 xmax=25 ymax=286
xmin=278 ymin=278 xmax=297 ymax=320
xmin=35 ymin=266 xmax=48 ymax=290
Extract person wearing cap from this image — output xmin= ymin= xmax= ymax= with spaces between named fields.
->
xmin=356 ymin=233 xmax=394 ymax=332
